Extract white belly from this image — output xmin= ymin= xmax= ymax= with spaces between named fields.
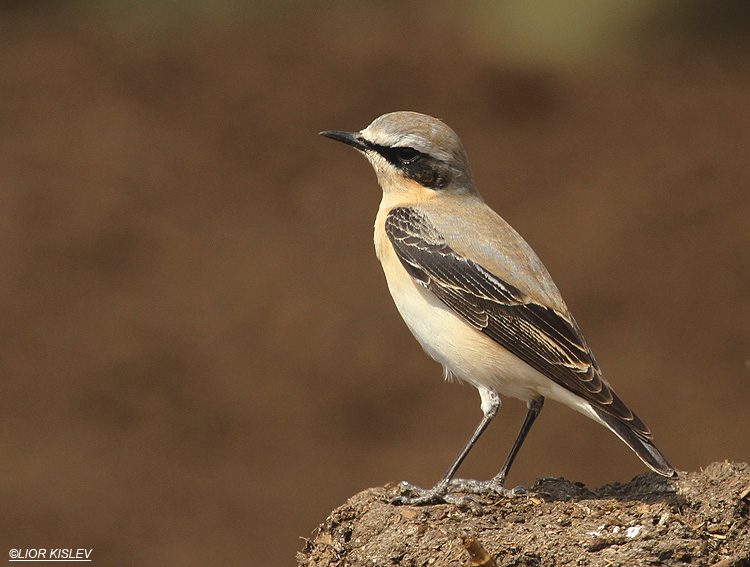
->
xmin=381 ymin=247 xmax=541 ymax=400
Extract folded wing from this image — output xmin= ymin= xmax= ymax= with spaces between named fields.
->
xmin=385 ymin=206 xmax=652 ymax=441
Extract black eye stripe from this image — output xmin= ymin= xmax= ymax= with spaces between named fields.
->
xmin=396 ymin=147 xmax=420 ymax=163
xmin=366 ymin=143 xmax=452 ymax=190
xmin=367 ymin=143 xmax=426 ymax=166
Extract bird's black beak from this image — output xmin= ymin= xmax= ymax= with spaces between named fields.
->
xmin=319 ymin=130 xmax=369 ymax=152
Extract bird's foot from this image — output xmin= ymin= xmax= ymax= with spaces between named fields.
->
xmin=391 ymin=481 xmax=481 ymax=510
xmin=390 ymin=477 xmax=523 ymax=511
xmin=391 ymin=481 xmax=448 ymax=506
xmin=448 ymin=477 xmax=526 ymax=499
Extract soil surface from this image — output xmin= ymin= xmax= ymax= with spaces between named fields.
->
xmin=298 ymin=462 xmax=750 ymax=567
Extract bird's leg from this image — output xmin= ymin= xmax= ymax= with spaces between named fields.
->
xmin=449 ymin=395 xmax=544 ymax=497
xmin=392 ymin=389 xmax=500 ymax=506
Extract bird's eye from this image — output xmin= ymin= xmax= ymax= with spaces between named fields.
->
xmin=397 ymin=147 xmax=420 ymax=164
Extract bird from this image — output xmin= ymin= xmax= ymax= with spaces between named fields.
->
xmin=320 ymin=111 xmax=676 ymax=506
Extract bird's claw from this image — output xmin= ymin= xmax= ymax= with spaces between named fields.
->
xmin=391 ymin=478 xmax=524 ymax=511
xmin=448 ymin=478 xmax=526 ymax=498
xmin=391 ymin=481 xmax=448 ymax=506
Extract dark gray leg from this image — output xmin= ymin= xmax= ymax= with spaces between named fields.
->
xmin=449 ymin=395 xmax=545 ymax=496
xmin=392 ymin=389 xmax=500 ymax=506
xmin=493 ymin=395 xmax=544 ymax=486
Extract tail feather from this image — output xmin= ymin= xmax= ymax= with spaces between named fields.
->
xmin=593 ymin=407 xmax=677 ymax=478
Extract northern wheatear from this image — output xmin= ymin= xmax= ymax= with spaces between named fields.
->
xmin=321 ymin=111 xmax=676 ymax=506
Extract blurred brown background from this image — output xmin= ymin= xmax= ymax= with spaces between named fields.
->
xmin=1 ymin=1 xmax=748 ymax=565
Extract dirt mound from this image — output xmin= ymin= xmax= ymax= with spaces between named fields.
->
xmin=299 ymin=462 xmax=750 ymax=567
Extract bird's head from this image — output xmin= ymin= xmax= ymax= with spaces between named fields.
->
xmin=321 ymin=111 xmax=476 ymax=198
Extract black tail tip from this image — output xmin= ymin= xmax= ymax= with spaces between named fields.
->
xmin=662 ymin=468 xmax=679 ymax=479
xmin=593 ymin=407 xmax=677 ymax=478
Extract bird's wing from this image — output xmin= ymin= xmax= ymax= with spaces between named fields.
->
xmin=385 ymin=206 xmax=651 ymax=439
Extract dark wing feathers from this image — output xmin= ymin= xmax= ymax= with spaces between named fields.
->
xmin=385 ymin=206 xmax=651 ymax=440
